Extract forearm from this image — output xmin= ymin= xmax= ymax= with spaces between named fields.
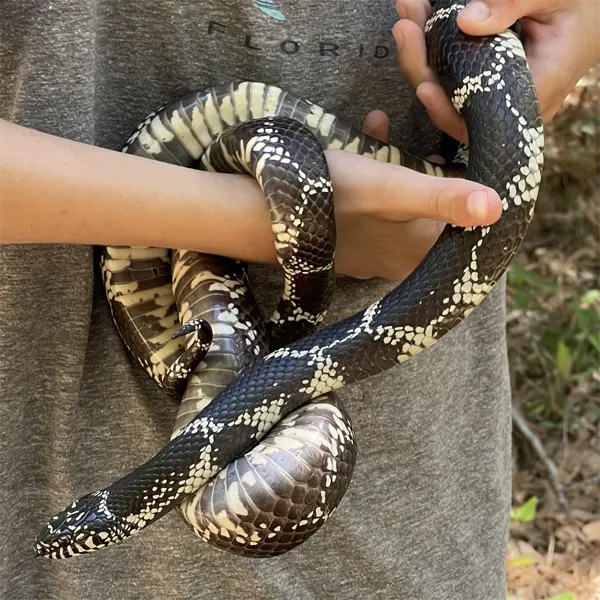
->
xmin=0 ymin=119 xmax=277 ymax=264
xmin=0 ymin=118 xmax=499 ymax=281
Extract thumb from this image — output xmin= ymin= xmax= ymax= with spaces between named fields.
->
xmin=372 ymin=158 xmax=503 ymax=226
xmin=359 ymin=111 xmax=501 ymax=226
xmin=457 ymin=0 xmax=532 ymax=35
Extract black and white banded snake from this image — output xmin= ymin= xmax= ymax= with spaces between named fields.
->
xmin=34 ymin=0 xmax=544 ymax=559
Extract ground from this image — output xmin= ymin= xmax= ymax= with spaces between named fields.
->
xmin=505 ymin=64 xmax=600 ymax=600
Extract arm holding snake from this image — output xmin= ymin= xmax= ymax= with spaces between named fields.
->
xmin=0 ymin=116 xmax=500 ymax=283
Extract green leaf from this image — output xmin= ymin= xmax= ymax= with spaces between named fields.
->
xmin=580 ymin=121 xmax=597 ymax=136
xmin=507 ymin=555 xmax=538 ymax=568
xmin=580 ymin=288 xmax=600 ymax=310
xmin=515 ymin=289 xmax=533 ymax=309
xmin=556 ymin=341 xmax=571 ymax=378
xmin=548 ymin=593 xmax=576 ymax=600
xmin=588 ymin=332 xmax=600 ymax=353
xmin=509 ymin=261 xmax=558 ymax=291
xmin=510 ymin=496 xmax=538 ymax=522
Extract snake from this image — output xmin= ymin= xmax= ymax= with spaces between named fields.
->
xmin=34 ymin=0 xmax=544 ymax=560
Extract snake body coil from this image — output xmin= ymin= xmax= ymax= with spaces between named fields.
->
xmin=35 ymin=0 xmax=544 ymax=560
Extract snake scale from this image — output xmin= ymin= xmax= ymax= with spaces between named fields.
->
xmin=34 ymin=0 xmax=544 ymax=559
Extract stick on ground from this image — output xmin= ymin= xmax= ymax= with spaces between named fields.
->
xmin=512 ymin=405 xmax=568 ymax=510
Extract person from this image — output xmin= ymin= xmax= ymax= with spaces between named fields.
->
xmin=0 ymin=0 xmax=597 ymax=598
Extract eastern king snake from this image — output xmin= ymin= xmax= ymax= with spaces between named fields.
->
xmin=34 ymin=0 xmax=544 ymax=559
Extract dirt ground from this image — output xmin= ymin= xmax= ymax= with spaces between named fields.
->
xmin=505 ymin=64 xmax=600 ymax=600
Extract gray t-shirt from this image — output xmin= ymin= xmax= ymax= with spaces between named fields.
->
xmin=0 ymin=2 xmax=511 ymax=599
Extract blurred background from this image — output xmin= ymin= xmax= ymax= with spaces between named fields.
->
xmin=505 ymin=64 xmax=599 ymax=600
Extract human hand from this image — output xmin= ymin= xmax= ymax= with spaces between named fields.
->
xmin=0 ymin=117 xmax=498 ymax=283
xmin=324 ymin=111 xmax=502 ymax=280
xmin=393 ymin=0 xmax=600 ymax=144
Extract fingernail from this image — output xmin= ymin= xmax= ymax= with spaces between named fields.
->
xmin=467 ymin=191 xmax=490 ymax=222
xmin=397 ymin=6 xmax=407 ymax=19
xmin=462 ymin=1 xmax=490 ymax=21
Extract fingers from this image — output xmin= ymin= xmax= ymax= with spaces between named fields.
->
xmin=416 ymin=82 xmax=469 ymax=144
xmin=515 ymin=13 xmax=599 ymax=122
xmin=327 ymin=151 xmax=502 ymax=228
xmin=395 ymin=0 xmax=431 ymax=27
xmin=362 ymin=110 xmax=390 ymax=142
xmin=457 ymin=0 xmax=539 ymax=35
xmin=522 ymin=39 xmax=581 ymax=121
xmin=393 ymin=18 xmax=434 ymax=88
xmin=358 ymin=112 xmax=494 ymax=227
xmin=394 ymin=0 xmax=598 ymax=138
xmin=426 ymin=154 xmax=445 ymax=165
xmin=455 ymin=0 xmax=599 ymax=122
xmin=458 ymin=0 xmax=600 ymax=122
xmin=393 ymin=2 xmax=468 ymax=142
xmin=381 ymin=167 xmax=503 ymax=227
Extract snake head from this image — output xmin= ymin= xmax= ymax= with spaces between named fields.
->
xmin=34 ymin=490 xmax=125 ymax=559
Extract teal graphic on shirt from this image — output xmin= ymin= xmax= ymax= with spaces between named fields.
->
xmin=253 ymin=0 xmax=285 ymax=20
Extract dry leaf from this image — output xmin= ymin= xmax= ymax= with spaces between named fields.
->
xmin=582 ymin=521 xmax=600 ymax=542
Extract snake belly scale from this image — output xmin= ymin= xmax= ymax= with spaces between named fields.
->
xmin=34 ymin=0 xmax=544 ymax=560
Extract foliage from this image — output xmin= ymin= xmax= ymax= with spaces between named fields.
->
xmin=506 ymin=64 xmax=600 ymax=600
